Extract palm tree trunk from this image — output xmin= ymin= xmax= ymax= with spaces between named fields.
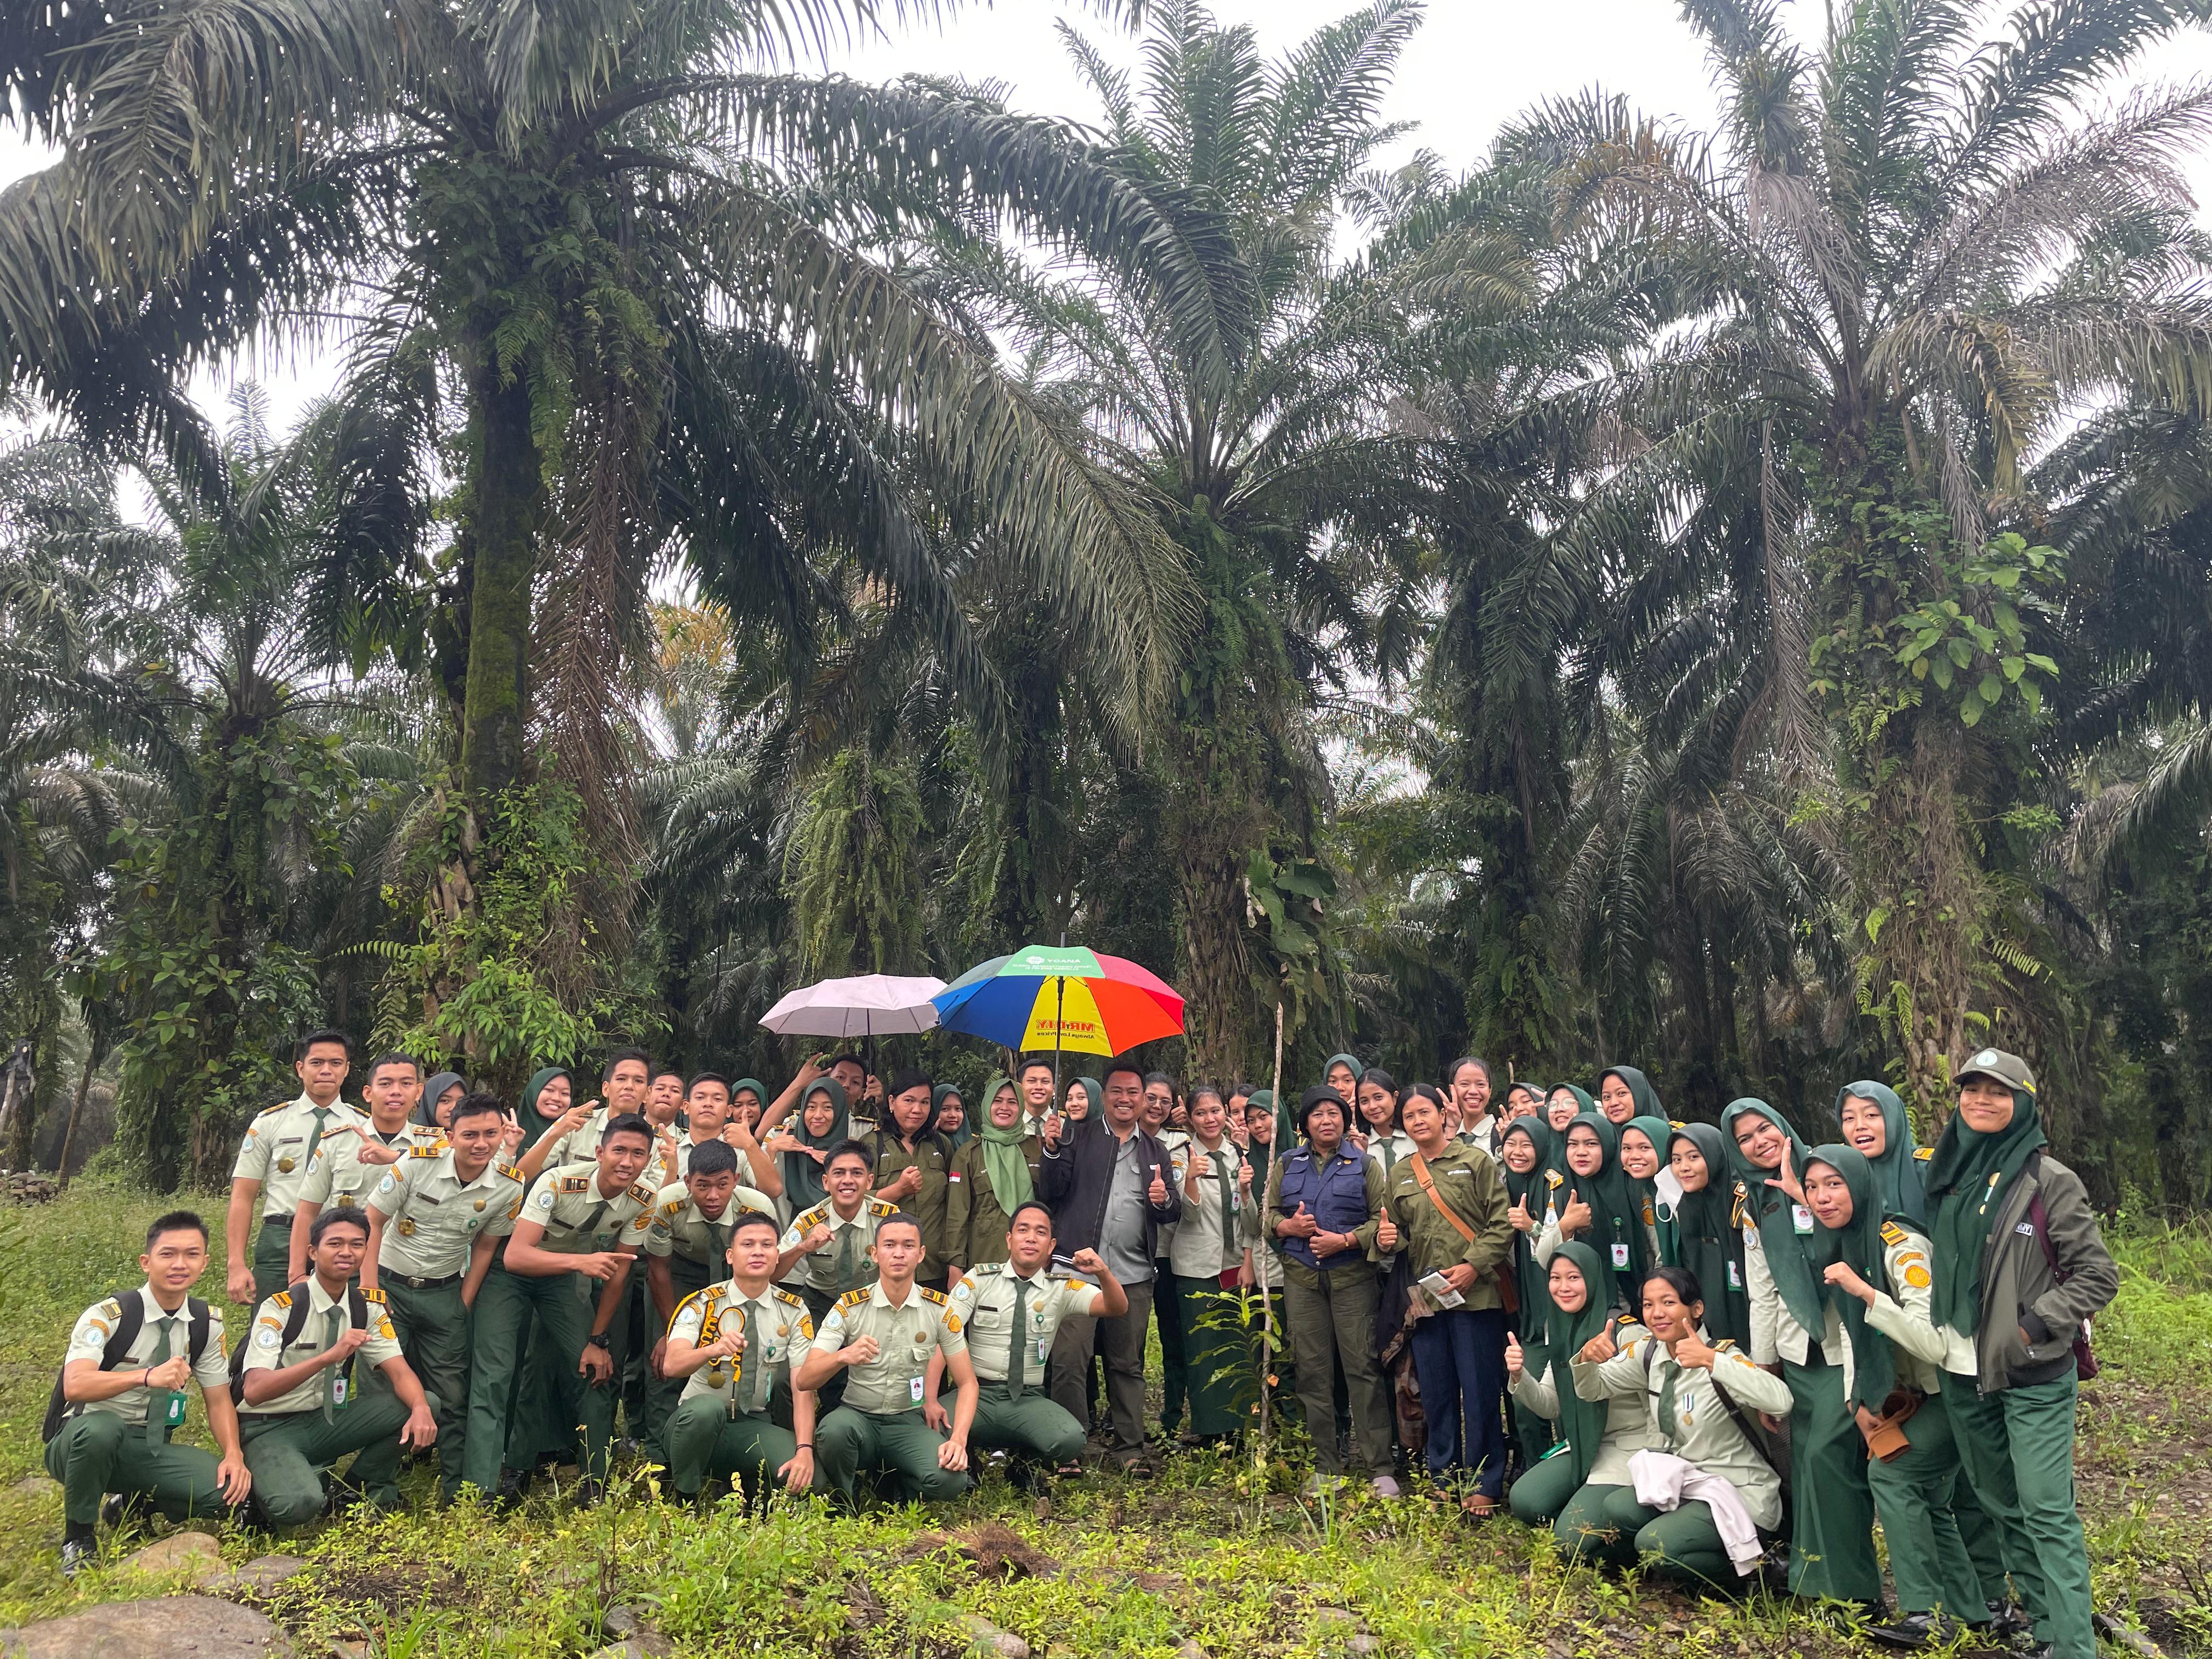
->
xmin=1173 ymin=817 xmax=1257 ymax=1082
xmin=460 ymin=358 xmax=541 ymax=804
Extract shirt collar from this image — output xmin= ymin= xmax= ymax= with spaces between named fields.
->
xmin=138 ymin=1284 xmax=187 ymax=1322
xmin=306 ymin=1276 xmax=347 ymax=1313
xmin=871 ymin=1279 xmax=922 ymax=1312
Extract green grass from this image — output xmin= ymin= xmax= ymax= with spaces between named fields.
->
xmin=1 ymin=1183 xmax=2207 ymax=1656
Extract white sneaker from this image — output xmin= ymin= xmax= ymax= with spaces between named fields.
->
xmin=1370 ymin=1475 xmax=1401 ymax=1498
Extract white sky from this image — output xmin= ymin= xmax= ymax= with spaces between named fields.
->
xmin=3 ymin=0 xmax=2210 ymax=430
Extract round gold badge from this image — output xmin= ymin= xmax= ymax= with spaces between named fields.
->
xmin=276 ymin=1156 xmax=296 ymax=1173
xmin=472 ymin=1198 xmax=487 ymax=1212
xmin=397 ymin=1218 xmax=417 ymax=1237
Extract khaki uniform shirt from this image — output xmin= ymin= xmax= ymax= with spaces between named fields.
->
xmin=1379 ymin=1142 xmax=1513 ymax=1311
xmin=1169 ymin=1139 xmax=1257 ymax=1278
xmin=233 ymin=1092 xmax=370 ymax=1218
xmin=241 ymin=1279 xmax=403 ymax=1415
xmin=1847 ymin=1221 xmax=1966 ymax=1394
xmin=519 ymin=1161 xmax=659 ymax=1256
xmin=644 ymin=1181 xmax=780 ymax=1269
xmin=947 ymin=1261 xmax=1100 ymax=1384
xmin=300 ymin=1121 xmax=443 ymax=1214
xmin=1571 ymin=1330 xmax=1795 ymax=1530
xmin=669 ymin=1279 xmax=815 ymax=1413
xmin=62 ymin=1288 xmax=230 ymax=1425
xmin=1742 ymin=1199 xmax=1826 ymax=1366
xmin=1510 ymin=1314 xmax=1660 ymax=1485
xmin=777 ymin=1197 xmax=900 ymax=1296
xmin=816 ymin=1280 xmax=967 ymax=1413
xmin=367 ymin=1147 xmax=524 ymax=1279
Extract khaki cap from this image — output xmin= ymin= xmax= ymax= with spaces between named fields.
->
xmin=1956 ymin=1048 xmax=2036 ymax=1094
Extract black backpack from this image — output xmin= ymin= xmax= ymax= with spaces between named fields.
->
xmin=43 ymin=1293 xmax=212 ymax=1443
xmin=227 ymin=1280 xmax=374 ymax=1395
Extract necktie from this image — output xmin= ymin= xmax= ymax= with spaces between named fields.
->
xmin=735 ymin=1300 xmax=763 ymax=1415
xmin=143 ymin=1316 xmax=176 ymax=1446
xmin=707 ymin=1217 xmax=729 ymax=1275
xmin=834 ymin=1224 xmax=855 ymax=1294
xmin=1213 ymin=1147 xmax=1235 ymax=1260
xmin=322 ymin=1305 xmax=346 ymax=1423
xmin=1657 ymin=1356 xmax=1681 ymax=1447
xmin=1008 ymin=1278 xmax=1030 ymax=1400
xmin=305 ymin=1105 xmax=332 ymax=1169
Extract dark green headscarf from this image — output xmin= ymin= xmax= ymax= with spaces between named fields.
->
xmin=781 ymin=1077 xmax=851 ymax=1212
xmin=1244 ymin=1087 xmax=1280 ymax=1195
xmin=975 ymin=1073 xmax=1034 ymax=1214
xmin=1561 ymin=1111 xmax=1646 ymax=1308
xmin=1925 ymin=1086 xmax=2045 ymax=1338
xmin=516 ymin=1068 xmax=569 ymax=1151
xmin=1065 ymin=1075 xmax=1102 ymax=1120
xmin=418 ymin=1070 xmax=466 ymax=1130
xmin=1549 ymin=1082 xmax=1596 ymax=1120
xmin=731 ymin=1077 xmax=766 ymax=1116
xmin=1621 ymin=1113 xmax=1672 ymax=1250
xmin=933 ymin=1082 xmax=973 ymax=1149
xmin=1499 ymin=1117 xmax=1562 ymax=1323
xmin=1720 ymin=1097 xmax=1824 ymax=1337
xmin=1836 ymin=1080 xmax=1926 ymax=1227
xmin=1601 ymin=1064 xmax=1664 ymax=1121
xmin=1543 ymin=1241 xmax=1622 ymax=1487
xmin=1323 ymin=1053 xmax=1365 ymax=1090
xmin=1804 ymin=1144 xmax=1903 ymax=1410
xmin=1660 ymin=1123 xmax=1749 ymax=1347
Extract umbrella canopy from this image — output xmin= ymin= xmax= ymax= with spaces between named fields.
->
xmin=931 ymin=945 xmax=1184 ymax=1055
xmin=760 ymin=974 xmax=949 ymax=1039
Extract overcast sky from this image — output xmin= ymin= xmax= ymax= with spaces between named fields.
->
xmin=4 ymin=0 xmax=2209 ymax=430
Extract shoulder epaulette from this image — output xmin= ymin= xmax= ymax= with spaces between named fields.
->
xmin=560 ymin=1175 xmax=591 ymax=1193
xmin=659 ymin=1196 xmax=686 ymax=1219
xmin=1671 ymin=1119 xmax=1686 ymax=1128
xmin=360 ymin=1286 xmax=387 ymax=1305
xmin=866 ymin=1198 xmax=897 ymax=1216
xmin=627 ymin=1178 xmax=657 ymax=1203
xmin=409 ymin=1144 xmax=442 ymax=1159
xmin=1880 ymin=1220 xmax=1909 ymax=1247
xmin=834 ymin=1288 xmax=870 ymax=1312
xmin=796 ymin=1203 xmax=828 ymax=1227
xmin=672 ymin=1286 xmax=714 ymax=1322
xmin=1914 ymin=1147 xmax=1934 ymax=1161
xmin=1714 ymin=1338 xmax=1740 ymax=1352
xmin=773 ymin=1287 xmax=805 ymax=1308
xmin=919 ymin=1286 xmax=949 ymax=1306
xmin=1615 ymin=1311 xmax=1639 ymax=1328
xmin=270 ymin=1291 xmax=292 ymax=1308
xmin=257 ymin=1100 xmax=291 ymax=1117
xmin=1545 ymin=1169 xmax=1564 ymax=1187
xmin=495 ymin=1162 xmax=523 ymax=1183
xmin=98 ymin=1296 xmax=123 ymax=1318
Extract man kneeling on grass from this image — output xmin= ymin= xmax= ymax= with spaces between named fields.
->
xmin=796 ymin=1211 xmax=978 ymax=1504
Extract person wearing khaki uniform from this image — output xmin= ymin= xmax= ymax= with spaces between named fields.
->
xmin=641 ymin=1139 xmax=777 ymax=1459
xmin=662 ymin=1211 xmax=819 ymax=1500
xmin=286 ymin=1051 xmax=438 ymax=1279
xmin=776 ymin=1146 xmax=899 ymax=1318
xmin=360 ymin=1094 xmax=523 ymax=1503
xmin=228 ymin=1031 xmax=368 ymax=1307
xmin=799 ymin=1214 xmax=979 ymax=1503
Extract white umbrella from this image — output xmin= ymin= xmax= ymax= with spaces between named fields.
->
xmin=759 ymin=974 xmax=949 ymax=1040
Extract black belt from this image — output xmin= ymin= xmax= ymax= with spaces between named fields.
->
xmin=389 ymin=1272 xmax=461 ymax=1290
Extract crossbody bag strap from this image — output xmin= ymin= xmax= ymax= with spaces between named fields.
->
xmin=1407 ymin=1153 xmax=1479 ymax=1245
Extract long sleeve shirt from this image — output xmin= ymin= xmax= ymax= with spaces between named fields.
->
xmin=1378 ymin=1143 xmax=1512 ymax=1311
xmin=1571 ymin=1331 xmax=1793 ymax=1529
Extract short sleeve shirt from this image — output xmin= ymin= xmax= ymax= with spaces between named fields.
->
xmin=300 ymin=1121 xmax=442 ymax=1213
xmin=776 ymin=1198 xmax=899 ymax=1295
xmin=668 ymin=1280 xmax=815 ymax=1413
xmin=520 ymin=1162 xmax=659 ymax=1255
xmin=232 ymin=1093 xmax=370 ymax=1218
xmin=367 ymin=1147 xmax=525 ymax=1278
xmin=240 ymin=1279 xmax=403 ymax=1415
xmin=63 ymin=1288 xmax=230 ymax=1425
xmin=815 ymin=1280 xmax=967 ymax=1413
xmin=644 ymin=1182 xmax=781 ymax=1265
xmin=946 ymin=1262 xmax=1099 ymax=1383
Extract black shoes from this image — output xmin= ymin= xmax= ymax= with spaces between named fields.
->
xmin=1865 ymin=1611 xmax=1963 ymax=1650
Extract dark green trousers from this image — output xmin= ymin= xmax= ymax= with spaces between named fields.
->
xmin=466 ymin=1266 xmax=614 ymax=1493
xmin=1786 ymin=1359 xmax=1882 ymax=1604
xmin=645 ymin=1256 xmax=718 ymax=1466
xmin=1601 ymin=1486 xmax=1741 ymax=1588
xmin=250 ymin=1216 xmax=295 ymax=1307
xmin=1867 ymin=1391 xmax=1986 ymax=1620
xmin=1949 ymin=1454 xmax=2013 ymax=1605
xmin=1511 ymin=1455 xmax=1634 ymax=1568
xmin=969 ymin=1378 xmax=1087 ymax=1464
xmin=1507 ymin=1446 xmax=1577 ymax=1523
xmin=1943 ymin=1373 xmax=2094 ymax=1659
xmin=665 ymin=1397 xmax=797 ymax=1497
xmin=1174 ymin=1274 xmax=1251 ymax=1438
xmin=377 ymin=1275 xmax=471 ymax=1501
xmin=817 ymin=1406 xmax=970 ymax=1503
xmin=1282 ymin=1262 xmax=1392 ymax=1477
xmin=239 ymin=1390 xmax=413 ymax=1528
xmin=45 ymin=1412 xmax=233 ymax=1528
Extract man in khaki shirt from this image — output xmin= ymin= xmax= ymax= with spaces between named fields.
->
xmin=776 ymin=1143 xmax=899 ymax=1317
xmin=797 ymin=1213 xmax=978 ymax=1503
xmin=641 ymin=1139 xmax=777 ymax=1458
xmin=287 ymin=1052 xmax=439 ymax=1279
xmin=228 ymin=1030 xmax=369 ymax=1305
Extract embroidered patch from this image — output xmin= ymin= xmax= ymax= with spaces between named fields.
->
xmin=1903 ymin=1265 xmax=1931 ymax=1288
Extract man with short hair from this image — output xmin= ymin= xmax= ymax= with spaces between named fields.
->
xmin=237 ymin=1207 xmax=438 ymax=1526
xmin=361 ymin=1092 xmax=524 ymax=1503
xmin=799 ymin=1213 xmax=978 ymax=1503
xmin=661 ymin=1211 xmax=819 ymax=1502
xmin=1016 ymin=1059 xmax=1058 ymax=1137
xmin=1141 ymin=1070 xmax=1190 ymax=1441
xmin=643 ymin=1138 xmax=777 ymax=1456
xmin=229 ymin=1030 xmax=369 ymax=1307
xmin=47 ymin=1212 xmax=251 ymax=1573
xmin=777 ymin=1142 xmax=899 ymax=1321
xmin=647 ymin=1066 xmax=688 ymax=1132
xmin=937 ymin=1203 xmax=1126 ymax=1476
xmin=1037 ymin=1059 xmax=1180 ymax=1471
xmin=288 ymin=1051 xmax=436 ymax=1280
xmin=466 ymin=1113 xmax=660 ymax=1504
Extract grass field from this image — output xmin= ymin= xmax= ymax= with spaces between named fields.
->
xmin=0 ymin=1182 xmax=2205 ymax=1657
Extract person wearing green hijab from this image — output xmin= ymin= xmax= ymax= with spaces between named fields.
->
xmin=514 ymin=1067 xmax=572 ymax=1153
xmin=770 ymin=1077 xmax=851 ymax=1216
xmin=1322 ymin=1053 xmax=1364 ymax=1101
xmin=1546 ymin=1113 xmax=1647 ymax=1310
xmin=933 ymin=1083 xmax=973 ymax=1149
xmin=1835 ymin=1080 xmax=1929 ymax=1228
xmin=1544 ymin=1083 xmax=1594 ymax=1135
xmin=1802 ymin=1144 xmax=1991 ymax=1647
xmin=1498 ymin=1116 xmax=1565 ymax=1472
xmin=1505 ymin=1242 xmax=1656 ymax=1564
xmin=1927 ymin=1052 xmax=2115 ymax=1659
xmin=947 ymin=1075 xmax=1043 ymax=1276
xmin=1658 ymin=1124 xmax=1749 ymax=1348
xmin=1618 ymin=1115 xmax=1673 ymax=1271
xmin=1597 ymin=1064 xmax=1663 ymax=1127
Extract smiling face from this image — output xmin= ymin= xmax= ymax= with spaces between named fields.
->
xmin=1020 ymin=1065 xmax=1056 ymax=1110
xmin=1141 ymin=1080 xmax=1173 ymax=1129
xmin=1957 ymin=1077 xmax=2016 ymax=1134
xmin=1668 ymin=1137 xmax=1710 ymax=1193
xmin=310 ymin=1217 xmax=369 ymax=1286
xmin=1731 ymin=1112 xmax=1787 ymax=1171
xmin=990 ymin=1085 xmax=1022 ymax=1130
xmin=596 ymin=1128 xmax=652 ymax=1192
xmin=365 ymin=1060 xmax=420 ymax=1126
xmin=1548 ymin=1256 xmax=1590 ymax=1314
xmin=535 ymin=1073 xmax=572 ymax=1120
xmin=933 ymin=1093 xmax=964 ymax=1135
xmin=1804 ymin=1160 xmax=1854 ymax=1229
xmin=1547 ymin=1092 xmax=1581 ymax=1131
xmin=1451 ymin=1061 xmax=1491 ymax=1120
xmin=1618 ymin=1127 xmax=1661 ymax=1180
xmin=1244 ymin=1102 xmax=1274 ymax=1143
xmin=1599 ymin=1074 xmax=1637 ymax=1124
xmin=1640 ymin=1276 xmax=1701 ymax=1344
xmin=1063 ymin=1080 xmax=1091 ymax=1119
xmin=802 ymin=1096 xmax=838 ymax=1138
xmin=1357 ymin=1080 xmax=1397 ymax=1133
xmin=1104 ymin=1072 xmax=1143 ymax=1130
xmin=1505 ymin=1085 xmax=1542 ymax=1121
xmin=1501 ymin=1132 xmax=1538 ymax=1175
xmin=1565 ymin=1123 xmax=1604 ymax=1177
xmin=825 ymin=1150 xmax=872 ymax=1210
xmin=1840 ymin=1093 xmax=1887 ymax=1158
xmin=142 ymin=1224 xmax=209 ymax=1298
xmin=1190 ymin=1093 xmax=1227 ymax=1144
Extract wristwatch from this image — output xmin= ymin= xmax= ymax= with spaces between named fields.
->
xmin=585 ymin=1333 xmax=612 ymax=1350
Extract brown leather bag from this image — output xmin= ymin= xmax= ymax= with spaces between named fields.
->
xmin=1860 ymin=1388 xmax=1922 ymax=1462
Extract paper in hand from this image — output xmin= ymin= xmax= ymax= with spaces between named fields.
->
xmin=1418 ymin=1270 xmax=1465 ymax=1310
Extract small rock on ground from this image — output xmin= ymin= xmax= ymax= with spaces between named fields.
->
xmin=955 ymin=1613 xmax=1031 ymax=1658
xmin=123 ymin=1531 xmax=228 ymax=1585
xmin=7 ymin=1476 xmax=59 ymax=1500
xmin=600 ymin=1606 xmax=672 ymax=1657
xmin=0 ymin=1594 xmax=290 ymax=1657
xmin=211 ymin=1555 xmax=309 ymax=1596
xmin=586 ymin=1644 xmax=651 ymax=1659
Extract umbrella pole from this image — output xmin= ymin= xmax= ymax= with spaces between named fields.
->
xmin=1053 ymin=975 xmax=1065 ymax=1107
xmin=1259 ymin=984 xmax=1284 ymax=1470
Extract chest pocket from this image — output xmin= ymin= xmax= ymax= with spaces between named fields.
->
xmin=968 ymin=1294 xmax=1015 ymax=1336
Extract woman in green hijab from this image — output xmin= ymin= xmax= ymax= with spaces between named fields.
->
xmin=1498 ymin=1116 xmax=1565 ymax=1471
xmin=932 ymin=1082 xmax=973 ymax=1149
xmin=1618 ymin=1114 xmax=1672 ymax=1271
xmin=1835 ymin=1080 xmax=1927 ymax=1227
xmin=1061 ymin=1075 xmax=1100 ymax=1123
xmin=768 ymin=1076 xmax=851 ymax=1215
xmin=1554 ymin=1112 xmax=1648 ymax=1310
xmin=1322 ymin=1053 xmax=1363 ymax=1101
xmin=1597 ymin=1064 xmax=1663 ymax=1127
xmin=947 ymin=1074 xmax=1041 ymax=1274
xmin=1658 ymin=1124 xmax=1749 ymax=1347
xmin=1506 ymin=1241 xmax=1655 ymax=1565
xmin=1545 ymin=1083 xmax=1593 ymax=1135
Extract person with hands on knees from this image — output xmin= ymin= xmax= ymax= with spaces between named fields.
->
xmin=229 ymin=1030 xmax=368 ymax=1308
xmin=1802 ymin=1144 xmax=1993 ymax=1650
xmin=1378 ymin=1082 xmax=1512 ymax=1511
xmin=1505 ymin=1241 xmax=1657 ymax=1562
xmin=938 ymin=1203 xmax=1127 ymax=1477
xmin=46 ymin=1211 xmax=251 ymax=1575
xmin=661 ymin=1209 xmax=817 ymax=1505
xmin=1169 ymin=1086 xmax=1260 ymax=1444
xmin=798 ymin=1213 xmax=978 ymax=1504
xmin=1927 ymin=1051 xmax=2117 ymax=1659
xmin=1570 ymin=1266 xmax=1795 ymax=1589
xmin=1267 ymin=1084 xmax=1394 ymax=1496
xmin=464 ymin=1112 xmax=659 ymax=1506
xmin=235 ymin=1206 xmax=437 ymax=1527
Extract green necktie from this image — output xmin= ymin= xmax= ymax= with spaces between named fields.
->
xmin=1214 ymin=1148 xmax=1236 ymax=1257
xmin=305 ymin=1105 xmax=332 ymax=1167
xmin=143 ymin=1316 xmax=177 ymax=1447
xmin=707 ymin=1218 xmax=729 ymax=1276
xmin=1657 ymin=1356 xmax=1681 ymax=1448
xmin=735 ymin=1300 xmax=763 ymax=1415
xmin=321 ymin=1305 xmax=346 ymax=1423
xmin=834 ymin=1226 xmax=855 ymax=1294
xmin=1008 ymin=1277 xmax=1030 ymax=1399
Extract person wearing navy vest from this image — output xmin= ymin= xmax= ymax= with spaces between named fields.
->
xmin=1265 ymin=1085 xmax=1395 ymax=1494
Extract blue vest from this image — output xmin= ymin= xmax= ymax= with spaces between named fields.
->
xmin=1276 ymin=1146 xmax=1372 ymax=1271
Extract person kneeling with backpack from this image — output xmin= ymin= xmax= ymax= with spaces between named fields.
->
xmin=45 ymin=1210 xmax=251 ymax=1575
xmin=235 ymin=1206 xmax=438 ymax=1527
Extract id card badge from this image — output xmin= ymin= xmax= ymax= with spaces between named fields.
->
xmin=1037 ymin=1336 xmax=1051 ymax=1364
xmin=163 ymin=1390 xmax=188 ymax=1428
xmin=909 ymin=1375 xmax=925 ymax=1404
xmin=1792 ymin=1203 xmax=1815 ymax=1235
xmin=331 ymin=1375 xmax=351 ymax=1409
xmin=1610 ymin=1242 xmax=1631 ymax=1269
xmin=1727 ymin=1260 xmax=1743 ymax=1290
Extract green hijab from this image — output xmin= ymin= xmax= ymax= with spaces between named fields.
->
xmin=731 ymin=1077 xmax=766 ymax=1115
xmin=933 ymin=1082 xmax=974 ymax=1149
xmin=516 ymin=1067 xmax=569 ymax=1152
xmin=1561 ymin=1111 xmax=1646 ymax=1308
xmin=1621 ymin=1113 xmax=1672 ymax=1242
xmin=1925 ymin=1086 xmax=2046 ymax=1338
xmin=1544 ymin=1241 xmax=1622 ymax=1487
xmin=1601 ymin=1064 xmax=1664 ymax=1120
xmin=781 ymin=1077 xmax=851 ymax=1212
xmin=1323 ymin=1053 xmax=1365 ymax=1087
xmin=1720 ymin=1097 xmax=1825 ymax=1337
xmin=1245 ymin=1088 xmax=1282 ymax=1195
xmin=1836 ymin=1080 xmax=1926 ymax=1227
xmin=1065 ymin=1075 xmax=1102 ymax=1120
xmin=1804 ymin=1143 xmax=1902 ymax=1410
xmin=1499 ymin=1117 xmax=1562 ymax=1323
xmin=1550 ymin=1082 xmax=1596 ymax=1116
xmin=1660 ymin=1123 xmax=1749 ymax=1347
xmin=975 ymin=1074 xmax=1034 ymax=1214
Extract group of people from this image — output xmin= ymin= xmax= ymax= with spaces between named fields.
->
xmin=46 ymin=1034 xmax=2115 ymax=1659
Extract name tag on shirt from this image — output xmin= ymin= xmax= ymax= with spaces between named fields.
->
xmin=331 ymin=1376 xmax=350 ymax=1408
xmin=1728 ymin=1261 xmax=1743 ymax=1289
xmin=163 ymin=1391 xmax=188 ymax=1427
xmin=1792 ymin=1204 xmax=1815 ymax=1235
xmin=909 ymin=1376 xmax=924 ymax=1403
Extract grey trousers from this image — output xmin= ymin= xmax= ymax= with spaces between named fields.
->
xmin=1283 ymin=1261 xmax=1392 ymax=1476
xmin=1049 ymin=1278 xmax=1155 ymax=1458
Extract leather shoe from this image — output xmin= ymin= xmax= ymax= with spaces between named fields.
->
xmin=1865 ymin=1611 xmax=1958 ymax=1650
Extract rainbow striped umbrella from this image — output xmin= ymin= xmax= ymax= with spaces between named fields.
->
xmin=930 ymin=945 xmax=1184 ymax=1056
